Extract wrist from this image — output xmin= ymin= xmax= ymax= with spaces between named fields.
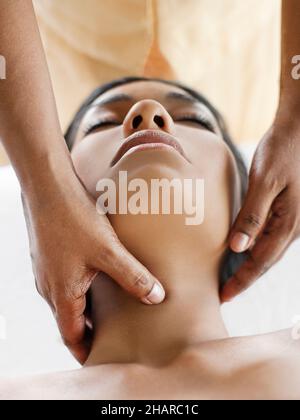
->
xmin=275 ymin=94 xmax=300 ymax=127
xmin=20 ymin=145 xmax=80 ymax=204
xmin=278 ymin=79 xmax=300 ymax=118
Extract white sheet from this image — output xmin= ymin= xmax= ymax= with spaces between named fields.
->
xmin=0 ymin=147 xmax=300 ymax=376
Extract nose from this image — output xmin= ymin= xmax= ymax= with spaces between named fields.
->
xmin=123 ymin=99 xmax=175 ymax=138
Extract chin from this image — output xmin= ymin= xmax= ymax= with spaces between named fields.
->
xmin=107 ymin=148 xmax=197 ymax=184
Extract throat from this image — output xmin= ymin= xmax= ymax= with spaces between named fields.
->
xmin=85 ymin=271 xmax=228 ymax=368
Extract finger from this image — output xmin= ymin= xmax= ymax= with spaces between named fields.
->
xmin=230 ymin=175 xmax=281 ymax=253
xmin=97 ymin=235 xmax=165 ymax=305
xmin=222 ymin=214 xmax=293 ymax=303
xmin=54 ymin=295 xmax=92 ymax=364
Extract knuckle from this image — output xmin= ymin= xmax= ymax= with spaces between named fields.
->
xmin=98 ymin=239 xmax=117 ymax=265
xmin=52 ymin=269 xmax=92 ymax=305
xmin=263 ymin=174 xmax=283 ymax=193
xmin=270 ymin=212 xmax=297 ymax=240
xmin=272 ymin=200 xmax=289 ymax=219
xmin=249 ymin=164 xmax=267 ymax=184
xmin=131 ymin=272 xmax=152 ymax=296
xmin=250 ymin=168 xmax=284 ymax=194
xmin=67 ymin=276 xmax=92 ymax=302
xmin=243 ymin=213 xmax=263 ymax=230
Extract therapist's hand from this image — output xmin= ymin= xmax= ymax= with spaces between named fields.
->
xmin=22 ymin=167 xmax=165 ymax=364
xmin=221 ymin=115 xmax=300 ymax=302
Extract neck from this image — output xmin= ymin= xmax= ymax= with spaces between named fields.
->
xmin=85 ymin=265 xmax=228 ymax=368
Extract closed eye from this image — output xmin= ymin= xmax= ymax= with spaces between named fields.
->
xmin=83 ymin=120 xmax=120 ymax=136
xmin=83 ymin=115 xmax=216 ymax=136
xmin=175 ymin=115 xmax=216 ymax=133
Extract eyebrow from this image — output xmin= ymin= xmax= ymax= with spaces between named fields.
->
xmin=94 ymin=93 xmax=134 ymax=107
xmin=165 ymin=91 xmax=199 ymax=104
xmin=86 ymin=89 xmax=218 ymax=130
xmin=94 ymin=91 xmax=199 ymax=108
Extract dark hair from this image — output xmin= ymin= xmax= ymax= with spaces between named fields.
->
xmin=65 ymin=76 xmax=248 ymax=285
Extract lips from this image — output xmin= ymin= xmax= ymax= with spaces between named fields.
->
xmin=111 ymin=130 xmax=188 ymax=166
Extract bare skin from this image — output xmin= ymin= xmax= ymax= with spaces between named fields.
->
xmin=1 ymin=331 xmax=300 ymax=400
xmin=1 ymin=80 xmax=299 ymax=400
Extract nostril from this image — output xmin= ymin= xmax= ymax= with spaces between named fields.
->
xmin=154 ymin=115 xmax=165 ymax=128
xmin=132 ymin=115 xmax=143 ymax=129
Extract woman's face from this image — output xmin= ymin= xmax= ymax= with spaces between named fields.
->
xmin=71 ymin=81 xmax=241 ymax=272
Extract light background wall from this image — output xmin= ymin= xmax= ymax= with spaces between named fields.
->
xmin=0 ymin=0 xmax=281 ymax=166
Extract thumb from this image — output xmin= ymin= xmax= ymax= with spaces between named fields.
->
xmin=96 ymin=236 xmax=166 ymax=305
xmin=230 ymin=176 xmax=277 ymax=253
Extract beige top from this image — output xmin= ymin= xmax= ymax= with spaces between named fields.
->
xmin=0 ymin=0 xmax=281 ymax=166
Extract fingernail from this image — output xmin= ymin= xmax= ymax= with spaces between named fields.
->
xmin=141 ymin=283 xmax=165 ymax=305
xmin=231 ymin=232 xmax=250 ymax=253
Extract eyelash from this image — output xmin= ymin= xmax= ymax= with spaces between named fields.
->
xmin=83 ymin=114 xmax=215 ymax=136
xmin=174 ymin=115 xmax=215 ymax=132
xmin=83 ymin=120 xmax=120 ymax=136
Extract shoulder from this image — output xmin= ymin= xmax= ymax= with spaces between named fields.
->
xmin=0 ymin=370 xmax=81 ymax=400
xmin=172 ymin=330 xmax=300 ymax=400
xmin=0 ymin=364 xmax=145 ymax=400
xmin=238 ymin=329 xmax=300 ymax=399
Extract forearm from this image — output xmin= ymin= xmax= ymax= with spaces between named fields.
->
xmin=279 ymin=0 xmax=300 ymax=113
xmin=0 ymin=0 xmax=72 ymax=191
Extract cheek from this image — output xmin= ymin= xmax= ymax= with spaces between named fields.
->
xmin=71 ymin=134 xmax=119 ymax=197
xmin=202 ymin=146 xmax=241 ymax=248
xmin=177 ymin=127 xmax=238 ymax=248
xmin=174 ymin=125 xmax=221 ymax=164
xmin=204 ymin=172 xmax=232 ymax=249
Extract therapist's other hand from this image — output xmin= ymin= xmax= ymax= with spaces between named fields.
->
xmin=222 ymin=116 xmax=300 ymax=302
xmin=22 ymin=168 xmax=165 ymax=364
